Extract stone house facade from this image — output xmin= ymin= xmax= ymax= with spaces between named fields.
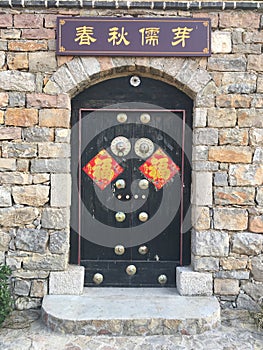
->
xmin=0 ymin=0 xmax=262 ymax=311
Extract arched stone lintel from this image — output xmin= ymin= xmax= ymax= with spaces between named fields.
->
xmin=44 ymin=56 xmax=213 ymax=101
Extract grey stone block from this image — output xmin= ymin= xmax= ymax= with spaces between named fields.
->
xmin=192 ymin=230 xmax=229 ymax=257
xmin=192 ymin=172 xmax=212 ymax=206
xmin=51 ymin=174 xmax=71 ymax=207
xmin=176 ymin=266 xmax=213 ymax=296
xmin=49 ymin=265 xmax=84 ymax=295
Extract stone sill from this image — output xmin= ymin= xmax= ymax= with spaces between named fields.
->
xmin=1 ymin=1 xmax=263 ymax=11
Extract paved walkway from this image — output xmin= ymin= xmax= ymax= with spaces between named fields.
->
xmin=0 ymin=309 xmax=262 ymax=350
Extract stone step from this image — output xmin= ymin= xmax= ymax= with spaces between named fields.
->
xmin=42 ymin=288 xmax=220 ymax=336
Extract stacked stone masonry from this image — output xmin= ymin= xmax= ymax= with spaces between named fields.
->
xmin=0 ymin=3 xmax=262 ymax=311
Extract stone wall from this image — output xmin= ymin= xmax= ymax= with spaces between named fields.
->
xmin=0 ymin=2 xmax=262 ymax=310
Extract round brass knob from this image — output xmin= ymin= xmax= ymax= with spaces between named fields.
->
xmin=139 ymin=212 xmax=148 ymax=222
xmin=158 ymin=274 xmax=168 ymax=285
xmin=140 ymin=113 xmax=151 ymax=124
xmin=115 ymin=179 xmax=126 ymax=189
xmin=93 ymin=273 xmax=103 ymax=285
xmin=126 ymin=264 xmax=137 ymax=276
xmin=138 ymin=245 xmax=148 ymax=255
xmin=114 ymin=245 xmax=125 ymax=255
xmin=139 ymin=179 xmax=149 ymax=190
xmin=115 ymin=212 xmax=126 ymax=222
xmin=117 ymin=113 xmax=127 ymax=123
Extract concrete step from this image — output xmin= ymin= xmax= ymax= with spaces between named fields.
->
xmin=42 ymin=288 xmax=220 ymax=336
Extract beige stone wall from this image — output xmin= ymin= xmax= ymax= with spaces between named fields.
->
xmin=0 ymin=5 xmax=262 ymax=310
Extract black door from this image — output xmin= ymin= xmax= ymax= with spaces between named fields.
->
xmin=70 ymin=76 xmax=192 ymax=287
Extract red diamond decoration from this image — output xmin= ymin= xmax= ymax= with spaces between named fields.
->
xmin=82 ymin=149 xmax=124 ymax=190
xmin=139 ymin=148 xmax=180 ymax=190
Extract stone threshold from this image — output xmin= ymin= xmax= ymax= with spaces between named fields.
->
xmin=42 ymin=287 xmax=221 ymax=336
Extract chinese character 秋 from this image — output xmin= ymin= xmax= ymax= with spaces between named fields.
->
xmin=139 ymin=27 xmax=160 ymax=46
xmin=171 ymin=27 xmax=193 ymax=47
xmin=108 ymin=27 xmax=130 ymax=46
xmin=75 ymin=26 xmax=97 ymax=45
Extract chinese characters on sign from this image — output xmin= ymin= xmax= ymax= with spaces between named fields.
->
xmin=57 ymin=17 xmax=211 ymax=57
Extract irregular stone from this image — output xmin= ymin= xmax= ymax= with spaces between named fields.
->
xmin=43 ymin=79 xmax=62 ymax=95
xmin=212 ymin=31 xmax=231 ymax=53
xmin=22 ymin=28 xmax=55 ymax=40
xmin=192 ymin=146 xmax=208 ymax=161
xmin=0 ymin=187 xmax=12 ymax=207
xmin=26 ymin=93 xmax=70 ymax=109
xmin=232 ymin=232 xmax=262 ymax=255
xmin=250 ymin=128 xmax=263 ymax=147
xmin=214 ymin=278 xmax=239 ymax=296
xmin=16 ymin=159 xmax=29 ymax=172
xmin=55 ymin=128 xmax=71 ymax=143
xmin=0 ymin=92 xmax=9 ymax=107
xmin=0 ymin=230 xmax=11 ymax=251
xmin=49 ymin=265 xmax=84 ymax=295
xmin=30 ymin=280 xmax=47 ymax=298
xmin=51 ymin=66 xmax=77 ymax=95
xmin=247 ymin=55 xmax=263 ymax=72
xmin=51 ymin=174 xmax=71 ymax=207
xmin=14 ymin=279 xmax=31 ymax=297
xmin=15 ymin=228 xmax=48 ymax=253
xmin=237 ymin=108 xmax=263 ymax=127
xmin=216 ymin=94 xmax=252 ymax=108
xmin=0 ymin=127 xmax=21 ymax=140
xmin=38 ymin=143 xmax=70 ymax=158
xmin=192 ymin=206 xmax=210 ymax=230
xmin=193 ymin=108 xmax=207 ymax=128
xmin=39 ymin=109 xmax=70 ymax=128
xmin=66 ymin=57 xmax=90 ymax=87
xmin=209 ymin=146 xmax=252 ymax=163
xmin=219 ymin=128 xmax=248 ymax=146
xmin=221 ymin=72 xmax=257 ymax=94
xmin=215 ymin=270 xmax=250 ymax=280
xmin=5 ymin=108 xmax=38 ymax=127
xmin=252 ymin=94 xmax=263 ymax=108
xmin=29 ymin=52 xmax=57 ymax=73
xmin=192 ymin=230 xmax=229 ymax=257
xmin=214 ymin=187 xmax=255 ymax=205
xmin=41 ymin=208 xmax=69 ymax=229
xmin=32 ymin=173 xmax=50 ymax=184
xmin=196 ymin=81 xmax=217 ymax=108
xmin=208 ymin=55 xmax=246 ymax=72
xmin=14 ymin=14 xmax=43 ymax=28
xmin=9 ymin=92 xmax=26 ymax=107
xmin=7 ymin=52 xmax=28 ymax=70
xmin=12 ymin=270 xmax=49 ymax=279
xmin=8 ymin=40 xmax=47 ymax=51
xmin=220 ymin=257 xmax=247 ymax=270
xmin=0 ymin=159 xmax=16 ymax=171
xmin=251 ymin=255 xmax=263 ymax=282
xmin=256 ymin=187 xmax=263 ymax=206
xmin=80 ymin=56 xmax=101 ymax=78
xmin=12 ymin=185 xmax=49 ymax=207
xmin=229 ymin=164 xmax=263 ymax=186
xmin=242 ymin=282 xmax=263 ymax=302
xmin=214 ymin=208 xmax=248 ymax=231
xmin=49 ymin=231 xmax=68 ymax=254
xmin=207 ymin=108 xmax=236 ymax=127
xmin=214 ymin=172 xmax=228 ymax=186
xmin=193 ymin=256 xmax=219 ymax=272
xmin=0 ymin=207 xmax=39 ymax=227
xmin=236 ymin=293 xmax=261 ymax=312
xmin=176 ymin=266 xmax=212 ymax=296
xmin=22 ymin=253 xmax=67 ymax=271
xmin=220 ymin=12 xmax=260 ymax=29
xmin=0 ymin=71 xmax=36 ymax=92
xmin=193 ymin=128 xmax=218 ymax=145
xmin=249 ymin=216 xmax=263 ymax=233
xmin=23 ymin=127 xmax=54 ymax=142
xmin=192 ymin=172 xmax=212 ymax=206
xmin=192 ymin=161 xmax=219 ymax=172
xmin=2 ymin=142 xmax=37 ymax=158
xmin=31 ymin=159 xmax=70 ymax=173
xmin=15 ymin=297 xmax=42 ymax=310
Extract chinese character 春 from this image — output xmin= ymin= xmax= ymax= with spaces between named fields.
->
xmin=75 ymin=26 xmax=97 ymax=45
xmin=139 ymin=27 xmax=160 ymax=46
xmin=171 ymin=27 xmax=193 ymax=47
xmin=108 ymin=27 xmax=130 ymax=46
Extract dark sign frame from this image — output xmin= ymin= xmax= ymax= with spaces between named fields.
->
xmin=57 ymin=17 xmax=211 ymax=57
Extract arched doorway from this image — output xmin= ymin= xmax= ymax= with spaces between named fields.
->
xmin=70 ymin=75 xmax=193 ymax=287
